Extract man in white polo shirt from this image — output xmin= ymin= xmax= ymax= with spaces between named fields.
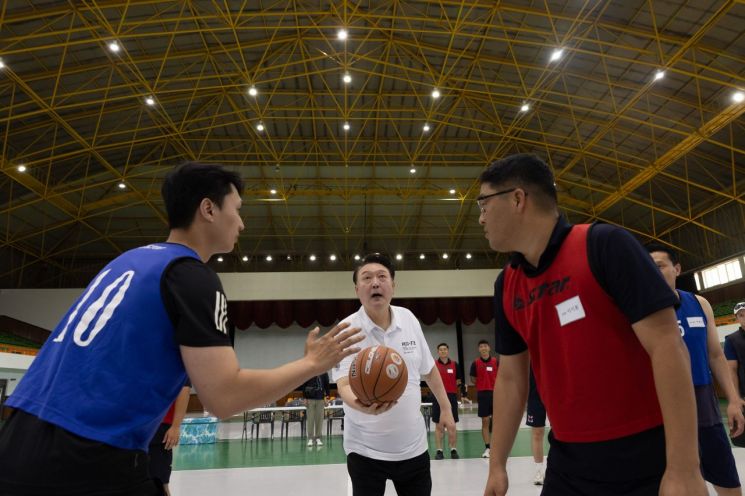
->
xmin=332 ymin=253 xmax=456 ymax=496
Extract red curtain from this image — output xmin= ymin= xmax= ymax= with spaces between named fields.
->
xmin=229 ymin=297 xmax=493 ymax=330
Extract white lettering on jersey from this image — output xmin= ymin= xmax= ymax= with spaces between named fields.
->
xmin=214 ymin=291 xmax=229 ymax=334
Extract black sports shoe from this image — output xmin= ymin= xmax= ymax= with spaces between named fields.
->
xmin=450 ymin=449 xmax=460 ymax=459
xmin=435 ymin=450 xmax=444 ymax=460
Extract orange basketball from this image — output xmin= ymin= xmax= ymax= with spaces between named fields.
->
xmin=348 ymin=345 xmax=408 ymax=405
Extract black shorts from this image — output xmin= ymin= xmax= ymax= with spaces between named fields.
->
xmin=347 ymin=451 xmax=431 ymax=496
xmin=477 ymin=390 xmax=493 ymax=418
xmin=148 ymin=423 xmax=174 ymax=485
xmin=526 ymin=388 xmax=546 ymax=427
xmin=0 ymin=409 xmax=161 ymax=495
xmin=699 ymin=423 xmax=740 ymax=488
xmin=542 ymin=426 xmax=666 ymax=495
xmin=432 ymin=393 xmax=459 ymax=424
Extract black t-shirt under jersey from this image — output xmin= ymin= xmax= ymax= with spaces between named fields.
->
xmin=161 ymin=258 xmax=232 ymax=348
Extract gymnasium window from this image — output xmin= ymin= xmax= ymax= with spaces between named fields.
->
xmin=696 ymin=257 xmax=743 ymax=290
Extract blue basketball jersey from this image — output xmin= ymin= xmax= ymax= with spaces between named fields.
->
xmin=7 ymin=243 xmax=200 ymax=450
xmin=676 ymin=290 xmax=711 ymax=386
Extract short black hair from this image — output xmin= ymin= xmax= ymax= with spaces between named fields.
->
xmin=162 ymin=162 xmax=244 ymax=230
xmin=353 ymin=253 xmax=396 ymax=284
xmin=479 ymin=154 xmax=558 ymax=210
xmin=645 ymin=242 xmax=679 ymax=266
xmin=478 ymin=339 xmax=490 ymax=346
xmin=437 ymin=343 xmax=449 ymax=349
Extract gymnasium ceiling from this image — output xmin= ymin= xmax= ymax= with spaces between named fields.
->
xmin=1 ymin=0 xmax=744 ymax=288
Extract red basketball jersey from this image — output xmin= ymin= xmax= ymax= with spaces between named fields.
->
xmin=435 ymin=358 xmax=459 ymax=394
xmin=472 ymin=357 xmax=498 ymax=391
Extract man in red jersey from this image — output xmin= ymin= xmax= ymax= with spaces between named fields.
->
xmin=433 ymin=343 xmax=461 ymax=460
xmin=470 ymin=340 xmax=498 ymax=458
xmin=478 ymin=154 xmax=705 ymax=496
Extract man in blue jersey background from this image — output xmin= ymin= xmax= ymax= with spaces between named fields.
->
xmin=0 ymin=162 xmax=363 ymax=495
xmin=648 ymin=243 xmax=744 ymax=496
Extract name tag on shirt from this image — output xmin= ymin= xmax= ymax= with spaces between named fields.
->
xmin=486 ymin=366 xmax=493 ymax=372
xmin=447 ymin=369 xmax=453 ymax=374
xmin=556 ymin=295 xmax=586 ymax=327
xmin=687 ymin=316 xmax=705 ymax=328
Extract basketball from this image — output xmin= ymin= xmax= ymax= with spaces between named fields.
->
xmin=348 ymin=345 xmax=408 ymax=405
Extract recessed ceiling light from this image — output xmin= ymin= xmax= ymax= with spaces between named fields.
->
xmin=118 ymin=182 xmax=126 ymax=189
xmin=343 ymin=122 xmax=350 ymax=131
xmin=248 ymin=86 xmax=258 ymax=96
xmin=286 ymin=255 xmax=292 ymax=261
xmin=449 ymin=189 xmax=456 ymax=195
xmin=217 ymin=256 xmax=224 ymax=262
xmin=256 ymin=122 xmax=265 ymax=132
xmin=108 ymin=41 xmax=120 ymax=53
xmin=337 ymin=29 xmax=348 ymax=40
xmin=442 ymin=253 xmax=449 ymax=259
xmin=520 ymin=103 xmax=530 ymax=112
xmin=330 ymin=254 xmax=337 ymax=261
xmin=145 ymin=96 xmax=155 ymax=106
xmin=266 ymin=255 xmax=273 ymax=262
xmin=549 ymin=48 xmax=564 ymax=62
xmin=395 ymin=254 xmax=403 ymax=260
xmin=423 ymin=123 xmax=431 ymax=132
xmin=0 ymin=58 xmax=6 ymax=69
xmin=653 ymin=70 xmax=665 ymax=81
xmin=309 ymin=254 xmax=317 ymax=261
xmin=242 ymin=255 xmax=249 ymax=262
xmin=343 ymin=73 xmax=352 ymax=84
xmin=431 ymin=88 xmax=440 ymax=99
xmin=410 ymin=168 xmax=416 ymax=174
xmin=466 ymin=253 xmax=472 ymax=259
xmin=270 ymin=189 xmax=277 ymax=195
xmin=419 ymin=254 xmax=425 ymax=260
xmin=733 ymin=91 xmax=745 ymax=104
xmin=354 ymin=254 xmax=360 ymax=261
xmin=16 ymin=165 xmax=26 ymax=173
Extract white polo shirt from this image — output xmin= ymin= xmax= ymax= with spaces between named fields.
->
xmin=331 ymin=305 xmax=435 ymax=461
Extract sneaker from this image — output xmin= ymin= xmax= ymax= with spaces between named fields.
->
xmin=533 ymin=468 xmax=544 ymax=485
xmin=450 ymin=449 xmax=460 ymax=459
xmin=482 ymin=448 xmax=490 ymax=458
xmin=315 ymin=438 xmax=323 ymax=447
xmin=435 ymin=450 xmax=444 ymax=460
xmin=307 ymin=439 xmax=314 ymax=447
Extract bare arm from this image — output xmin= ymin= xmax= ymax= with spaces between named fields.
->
xmin=181 ymin=323 xmax=362 ymax=418
xmin=632 ymin=307 xmax=706 ymax=495
xmin=484 ymin=351 xmax=530 ymax=496
xmin=729 ymin=360 xmax=740 ymax=400
xmin=698 ymin=296 xmax=745 ymax=436
xmin=423 ymin=365 xmax=456 ymax=430
xmin=163 ymin=385 xmax=191 ymax=449
xmin=334 ymin=376 xmax=395 ymax=415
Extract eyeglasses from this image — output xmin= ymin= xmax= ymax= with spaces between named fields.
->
xmin=476 ymin=188 xmax=518 ymax=212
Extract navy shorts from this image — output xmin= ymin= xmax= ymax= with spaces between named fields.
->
xmin=148 ymin=423 xmax=174 ymax=485
xmin=432 ymin=393 xmax=459 ymax=424
xmin=699 ymin=423 xmax=740 ymax=488
xmin=477 ymin=390 xmax=493 ymax=418
xmin=526 ymin=387 xmax=546 ymax=427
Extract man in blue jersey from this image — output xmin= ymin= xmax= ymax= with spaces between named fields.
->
xmin=648 ymin=243 xmax=744 ymax=496
xmin=0 ymin=162 xmax=363 ymax=495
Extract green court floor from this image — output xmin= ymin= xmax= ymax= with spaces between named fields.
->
xmin=174 ymin=428 xmax=546 ymax=470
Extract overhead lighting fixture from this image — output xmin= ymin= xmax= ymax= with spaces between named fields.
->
xmin=449 ymin=189 xmax=456 ymax=195
xmin=466 ymin=253 xmax=472 ymax=259
xmin=16 ymin=165 xmax=26 ymax=173
xmin=354 ymin=254 xmax=361 ymax=261
xmin=733 ymin=91 xmax=745 ymax=104
xmin=549 ymin=48 xmax=564 ymax=62
xmin=520 ymin=103 xmax=530 ymax=112
xmin=256 ymin=122 xmax=265 ymax=132
xmin=145 ymin=96 xmax=156 ymax=106
xmin=410 ymin=168 xmax=416 ymax=174
xmin=108 ymin=41 xmax=120 ymax=53
xmin=242 ymin=255 xmax=249 ymax=262
xmin=343 ymin=122 xmax=350 ymax=131
xmin=330 ymin=254 xmax=337 ymax=261
xmin=419 ymin=254 xmax=425 ymax=260
xmin=337 ymin=29 xmax=348 ymax=40
xmin=653 ymin=70 xmax=665 ymax=81
xmin=266 ymin=255 xmax=273 ymax=262
xmin=395 ymin=254 xmax=403 ymax=261
xmin=0 ymin=58 xmax=5 ymax=69
xmin=217 ymin=256 xmax=224 ymax=262
xmin=270 ymin=189 xmax=277 ymax=195
xmin=343 ymin=72 xmax=352 ymax=84
xmin=442 ymin=253 xmax=449 ymax=259
xmin=431 ymin=88 xmax=440 ymax=99
xmin=248 ymin=85 xmax=258 ymax=97
xmin=423 ymin=123 xmax=431 ymax=132
xmin=309 ymin=254 xmax=317 ymax=261
xmin=286 ymin=255 xmax=292 ymax=261
xmin=117 ymin=182 xmax=126 ymax=189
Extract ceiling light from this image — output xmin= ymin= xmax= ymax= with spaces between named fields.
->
xmin=466 ymin=253 xmax=472 ymax=259
xmin=653 ymin=70 xmax=665 ymax=81
xmin=343 ymin=122 xmax=350 ymax=131
xmin=549 ymin=48 xmax=564 ymax=62
xmin=733 ymin=91 xmax=745 ymax=104
xmin=423 ymin=123 xmax=431 ymax=132
xmin=145 ymin=96 xmax=155 ymax=106
xmin=309 ymin=254 xmax=317 ymax=261
xmin=286 ymin=255 xmax=292 ymax=261
xmin=343 ymin=72 xmax=352 ymax=84
xmin=266 ymin=255 xmax=273 ymax=262
xmin=108 ymin=41 xmax=120 ymax=53
xmin=256 ymin=122 xmax=265 ymax=132
xmin=248 ymin=86 xmax=258 ymax=96
xmin=449 ymin=189 xmax=456 ymax=195
xmin=217 ymin=256 xmax=224 ymax=262
xmin=337 ymin=29 xmax=348 ymax=40
xmin=270 ymin=189 xmax=277 ymax=195
xmin=520 ymin=103 xmax=530 ymax=112
xmin=117 ymin=182 xmax=126 ymax=189
xmin=330 ymin=254 xmax=337 ymax=261
xmin=0 ymin=58 xmax=5 ymax=69
xmin=431 ymin=88 xmax=440 ymax=99
xmin=16 ymin=165 xmax=26 ymax=173
xmin=395 ymin=254 xmax=403 ymax=261
xmin=354 ymin=254 xmax=360 ymax=261
xmin=419 ymin=254 xmax=425 ymax=260
xmin=242 ymin=255 xmax=249 ymax=262
xmin=442 ymin=253 xmax=449 ymax=259
xmin=410 ymin=168 xmax=416 ymax=174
